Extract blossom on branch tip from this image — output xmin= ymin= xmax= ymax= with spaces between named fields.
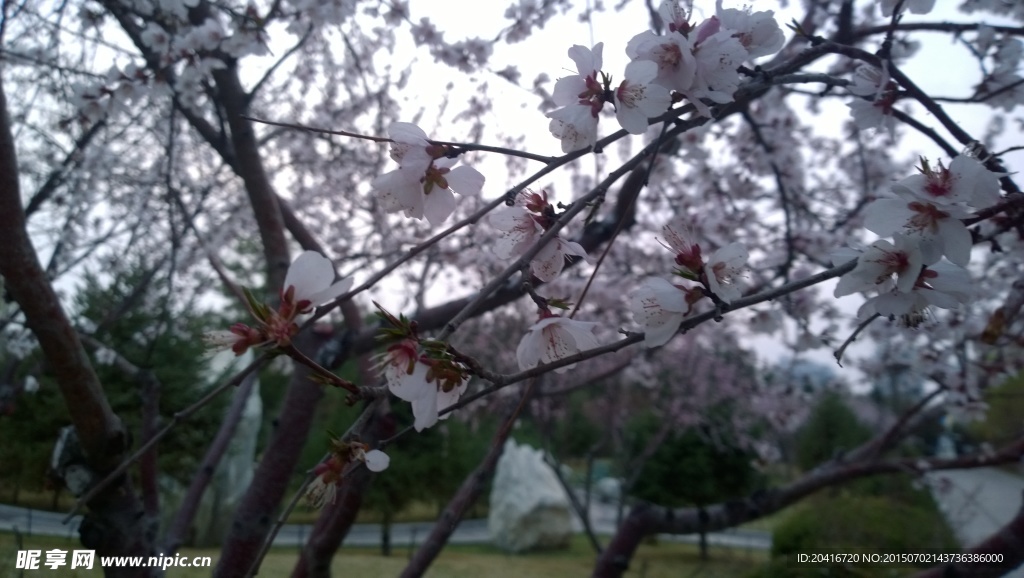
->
xmin=516 ymin=314 xmax=600 ymax=373
xmin=547 ymin=43 xmax=608 ymax=152
xmin=283 ymin=250 xmax=353 ymax=314
xmin=206 ymin=251 xmax=350 ymax=356
xmin=552 ymin=43 xmax=605 ymax=108
xmin=547 ymin=104 xmax=600 ymax=153
xmin=204 ymin=323 xmax=268 ymax=356
xmin=661 ymin=217 xmax=703 ymax=274
xmin=490 ymin=197 xmax=546 ymax=260
xmin=863 ymin=195 xmax=972 ymax=266
xmin=630 ymin=277 xmax=701 ymax=347
xmin=371 ymin=122 xmax=486 ymax=226
xmin=834 ymin=235 xmax=924 ymax=298
xmin=532 ymin=237 xmax=589 ymax=282
xmin=306 ymin=442 xmax=390 ymax=509
xmin=862 ymin=155 xmax=1002 ymax=266
xmin=845 ymin=65 xmax=898 ymax=137
xmin=714 ymin=1 xmax=785 ymax=59
xmin=847 ymin=98 xmax=896 ymax=137
xmin=704 ymin=242 xmax=748 ymax=304
xmin=489 ymin=190 xmax=589 ymax=282
xmin=856 ymin=260 xmax=972 ymax=326
xmin=614 ymin=60 xmax=672 ymax=134
xmin=377 ymin=338 xmax=467 ymax=432
xmin=626 ymin=30 xmax=696 ymax=94
xmin=682 ymin=29 xmax=747 ymax=116
xmin=387 ymin=122 xmax=432 ymax=163
xmin=891 ymin=155 xmax=1001 ymax=210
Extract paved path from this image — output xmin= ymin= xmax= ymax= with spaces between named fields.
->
xmin=928 ymin=467 xmax=1024 ymax=577
xmin=0 ymin=502 xmax=770 ymax=551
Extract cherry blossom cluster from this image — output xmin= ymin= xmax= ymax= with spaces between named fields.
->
xmin=206 ymin=251 xmax=352 ymax=355
xmin=546 ymin=0 xmax=784 ymax=152
xmin=370 ymin=123 xmax=486 ymax=226
xmin=305 ymin=437 xmax=390 ymax=509
xmin=630 ymin=218 xmax=749 ymax=347
xmin=189 ymin=0 xmax=1024 ymax=472
xmin=489 ymin=190 xmax=588 ymax=281
xmin=833 ymin=154 xmax=1002 ymax=326
xmin=373 ymin=306 xmax=469 ymax=432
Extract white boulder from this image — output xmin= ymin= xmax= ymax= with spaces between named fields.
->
xmin=488 ymin=439 xmax=573 ymax=552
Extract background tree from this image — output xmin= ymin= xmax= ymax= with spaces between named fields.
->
xmin=794 ymin=389 xmax=873 ymax=472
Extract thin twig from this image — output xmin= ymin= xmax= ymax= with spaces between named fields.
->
xmin=63 ymin=354 xmax=271 ymax=523
xmin=244 ymin=397 xmax=383 ymax=578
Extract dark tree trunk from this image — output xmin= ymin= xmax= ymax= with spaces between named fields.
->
xmin=214 ymin=331 xmax=329 ymax=578
xmin=0 ymin=68 xmax=156 ymax=578
xmin=382 ymin=508 xmax=393 ymax=557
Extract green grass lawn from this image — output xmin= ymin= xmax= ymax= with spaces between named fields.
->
xmin=2 ymin=532 xmax=765 ymax=577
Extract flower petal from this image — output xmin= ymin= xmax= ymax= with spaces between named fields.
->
xmin=305 ymin=277 xmax=354 ymax=307
xmin=364 ymin=449 xmax=390 ymax=472
xmin=436 ymin=381 xmax=466 ymax=421
xmin=863 ymin=198 xmax=912 ymax=237
xmin=423 ymin=187 xmax=457 ymax=226
xmin=445 ymin=165 xmax=485 ymax=196
xmin=516 ymin=328 xmax=541 ymax=371
xmin=284 ymin=251 xmax=335 ymax=302
xmin=411 ymin=387 xmax=440 ymax=431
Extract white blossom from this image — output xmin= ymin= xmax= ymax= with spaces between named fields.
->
xmin=683 ymin=28 xmax=748 ymax=116
xmin=857 ymin=260 xmax=972 ymax=322
xmin=547 ymin=104 xmax=600 ymax=153
xmin=379 ymin=340 xmax=465 ymax=432
xmin=715 ymin=1 xmax=785 ymax=59
xmin=891 ymin=154 xmax=1002 ymax=210
xmin=863 ymin=195 xmax=972 ymax=266
xmin=547 ymin=44 xmax=606 ymax=152
xmin=705 ymin=242 xmax=748 ymax=303
xmin=362 ymin=449 xmax=391 ymax=472
xmin=371 ymin=123 xmax=485 ymax=226
xmin=626 ymin=31 xmax=696 ymax=93
xmin=630 ymin=277 xmax=691 ymax=347
xmin=847 ymin=98 xmax=896 ymax=137
xmin=516 ymin=316 xmax=600 ymax=373
xmin=283 ymin=251 xmax=353 ymax=311
xmin=489 ymin=204 xmax=544 ymax=260
xmin=551 ymin=43 xmax=603 ymax=107
xmin=614 ymin=60 xmax=672 ymax=134
xmin=834 ymin=235 xmax=924 ymax=298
